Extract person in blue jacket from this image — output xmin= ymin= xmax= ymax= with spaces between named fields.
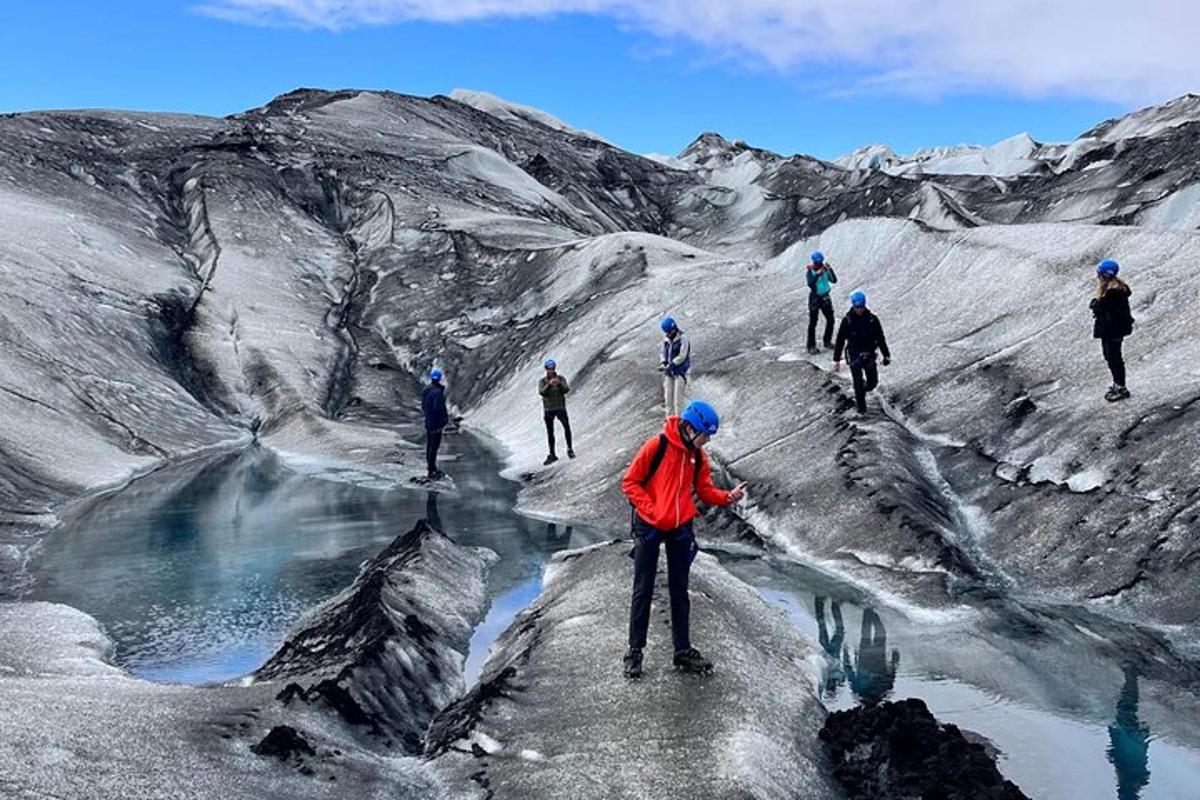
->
xmin=422 ymin=368 xmax=449 ymax=479
xmin=659 ymin=317 xmax=691 ymax=418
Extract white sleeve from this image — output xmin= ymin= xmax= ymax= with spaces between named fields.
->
xmin=671 ymin=335 xmax=689 ymax=366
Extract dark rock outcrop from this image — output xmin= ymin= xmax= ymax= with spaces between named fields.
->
xmin=821 ymin=698 xmax=1029 ymax=800
xmin=251 ymin=725 xmax=316 ymax=761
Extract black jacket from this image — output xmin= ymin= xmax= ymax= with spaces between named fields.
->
xmin=833 ymin=310 xmax=890 ymax=362
xmin=1091 ymin=284 xmax=1134 ymax=339
xmin=422 ymin=382 xmax=449 ymax=431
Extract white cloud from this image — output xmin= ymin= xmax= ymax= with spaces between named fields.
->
xmin=195 ymin=0 xmax=1200 ymax=103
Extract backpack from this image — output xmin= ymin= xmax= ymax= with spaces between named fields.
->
xmin=642 ymin=433 xmax=703 ymax=488
xmin=629 ymin=434 xmax=704 ymax=531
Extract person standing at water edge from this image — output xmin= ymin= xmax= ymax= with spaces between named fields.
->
xmin=621 ymin=401 xmax=746 ymax=677
xmin=659 ymin=317 xmax=690 ymax=418
xmin=806 ymin=251 xmax=838 ymax=354
xmin=422 ymin=368 xmax=449 ymax=479
xmin=1091 ymin=259 xmax=1134 ymax=402
xmin=833 ymin=291 xmax=891 ymax=415
xmin=539 ymin=358 xmax=575 ymax=465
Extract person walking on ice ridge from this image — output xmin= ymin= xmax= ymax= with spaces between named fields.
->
xmin=806 ymin=251 xmax=838 ymax=354
xmin=621 ymin=400 xmax=746 ymax=678
xmin=659 ymin=317 xmax=690 ymax=418
xmin=422 ymin=368 xmax=449 ymax=480
xmin=833 ymin=291 xmax=891 ymax=415
xmin=538 ymin=358 xmax=575 ymax=465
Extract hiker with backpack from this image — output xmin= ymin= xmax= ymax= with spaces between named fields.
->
xmin=659 ymin=317 xmax=690 ymax=418
xmin=1091 ymin=259 xmax=1134 ymax=402
xmin=422 ymin=368 xmax=449 ymax=479
xmin=539 ymin=358 xmax=575 ymax=464
xmin=806 ymin=251 xmax=838 ymax=354
xmin=833 ymin=291 xmax=891 ymax=415
xmin=620 ymin=401 xmax=747 ymax=678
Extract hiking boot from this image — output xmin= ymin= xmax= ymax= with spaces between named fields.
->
xmin=544 ymin=454 xmax=558 ymax=465
xmin=623 ymin=648 xmax=643 ymax=678
xmin=1105 ymin=385 xmax=1131 ymax=402
xmin=673 ymin=647 xmax=713 ymax=674
xmin=807 ymin=346 xmax=821 ymax=355
xmin=567 ymin=449 xmax=576 ymax=459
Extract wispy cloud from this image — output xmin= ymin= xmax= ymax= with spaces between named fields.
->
xmin=195 ymin=0 xmax=1200 ymax=103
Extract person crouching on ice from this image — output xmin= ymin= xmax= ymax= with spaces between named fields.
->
xmin=621 ymin=401 xmax=746 ymax=678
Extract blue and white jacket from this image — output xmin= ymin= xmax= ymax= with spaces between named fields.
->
xmin=660 ymin=331 xmax=691 ymax=378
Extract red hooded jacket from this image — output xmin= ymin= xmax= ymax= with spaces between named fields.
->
xmin=622 ymin=417 xmax=733 ymax=531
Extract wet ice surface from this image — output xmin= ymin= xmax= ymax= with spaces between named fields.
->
xmin=28 ymin=434 xmax=607 ymax=685
xmin=728 ymin=556 xmax=1200 ymax=800
xmin=20 ymin=433 xmax=1200 ymax=799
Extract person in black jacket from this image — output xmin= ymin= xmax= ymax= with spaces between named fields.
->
xmin=833 ymin=291 xmax=891 ymax=414
xmin=1091 ymin=259 xmax=1134 ymax=402
xmin=422 ymin=368 xmax=450 ymax=479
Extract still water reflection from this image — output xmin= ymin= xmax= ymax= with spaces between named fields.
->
xmin=30 ymin=438 xmax=604 ymax=685
xmin=735 ymin=557 xmax=1200 ymax=800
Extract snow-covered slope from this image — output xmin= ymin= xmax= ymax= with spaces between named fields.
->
xmin=462 ymin=216 xmax=1200 ymax=627
xmin=2 ymin=88 xmax=1198 ymax=625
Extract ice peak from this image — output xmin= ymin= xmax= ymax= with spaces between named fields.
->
xmin=1082 ymin=93 xmax=1200 ymax=143
xmin=447 ymin=89 xmax=609 ymax=143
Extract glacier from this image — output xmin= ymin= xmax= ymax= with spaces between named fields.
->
xmin=1 ymin=86 xmax=1199 ymax=798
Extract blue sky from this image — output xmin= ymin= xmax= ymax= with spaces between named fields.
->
xmin=2 ymin=1 xmax=1195 ymax=160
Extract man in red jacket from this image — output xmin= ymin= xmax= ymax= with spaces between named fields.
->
xmin=621 ymin=400 xmax=747 ymax=677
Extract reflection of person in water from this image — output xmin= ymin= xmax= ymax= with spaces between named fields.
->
xmin=814 ymin=596 xmax=847 ymax=698
xmin=425 ymin=491 xmax=443 ymax=532
xmin=1108 ymin=665 xmax=1150 ymax=800
xmin=543 ymin=522 xmax=573 ymax=545
xmin=843 ymin=608 xmax=899 ymax=706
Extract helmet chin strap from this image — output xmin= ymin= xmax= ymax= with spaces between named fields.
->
xmin=680 ymin=420 xmax=698 ymax=449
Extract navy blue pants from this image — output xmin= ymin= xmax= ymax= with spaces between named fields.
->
xmin=425 ymin=428 xmax=443 ymax=475
xmin=628 ymin=517 xmax=698 ymax=653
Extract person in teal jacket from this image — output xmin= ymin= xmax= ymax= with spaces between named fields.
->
xmin=806 ymin=251 xmax=838 ymax=354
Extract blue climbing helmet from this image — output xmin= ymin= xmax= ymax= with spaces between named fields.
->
xmin=543 ymin=358 xmax=556 ymax=370
xmin=681 ymin=400 xmax=720 ymax=436
xmin=1097 ymin=259 xmax=1120 ymax=277
xmin=660 ymin=316 xmax=677 ymax=334
xmin=430 ymin=368 xmax=443 ymax=382
xmin=811 ymin=250 xmax=825 ymax=264
xmin=850 ymin=291 xmax=867 ymax=308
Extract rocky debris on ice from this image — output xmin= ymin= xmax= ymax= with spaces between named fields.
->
xmin=821 ymin=697 xmax=1030 ymax=800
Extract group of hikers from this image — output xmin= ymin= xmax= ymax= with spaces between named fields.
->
xmin=419 ymin=251 xmax=1136 ymax=677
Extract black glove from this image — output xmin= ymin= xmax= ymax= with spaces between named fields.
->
xmin=882 ymin=357 xmax=891 ymax=366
